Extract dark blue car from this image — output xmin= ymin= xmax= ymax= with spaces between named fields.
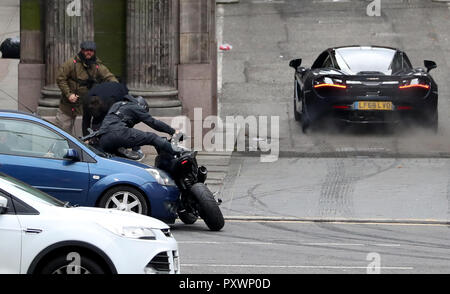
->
xmin=0 ymin=110 xmax=180 ymax=223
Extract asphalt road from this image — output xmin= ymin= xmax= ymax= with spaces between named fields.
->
xmin=172 ymin=220 xmax=450 ymax=274
xmin=173 ymin=0 xmax=450 ymax=275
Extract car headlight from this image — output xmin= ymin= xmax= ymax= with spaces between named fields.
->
xmin=101 ymin=224 xmax=157 ymax=240
xmin=146 ymin=168 xmax=176 ymax=186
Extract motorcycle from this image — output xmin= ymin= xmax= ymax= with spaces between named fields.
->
xmin=155 ymin=132 xmax=225 ymax=231
xmin=81 ymin=130 xmax=225 ymax=231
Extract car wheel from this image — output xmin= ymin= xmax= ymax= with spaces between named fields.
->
xmin=99 ymin=186 xmax=149 ymax=215
xmin=418 ymin=110 xmax=438 ymax=133
xmin=301 ymin=100 xmax=311 ymax=133
xmin=428 ymin=112 xmax=438 ymax=133
xmin=39 ymin=254 xmax=106 ymax=274
xmin=294 ymin=99 xmax=301 ymax=121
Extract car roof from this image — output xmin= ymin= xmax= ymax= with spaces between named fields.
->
xmin=0 ymin=109 xmax=41 ymax=119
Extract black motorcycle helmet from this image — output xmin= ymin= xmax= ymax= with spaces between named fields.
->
xmin=136 ymin=96 xmax=150 ymax=112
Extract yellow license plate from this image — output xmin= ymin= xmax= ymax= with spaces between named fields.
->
xmin=355 ymin=101 xmax=393 ymax=111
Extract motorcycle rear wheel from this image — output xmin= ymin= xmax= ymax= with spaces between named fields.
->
xmin=190 ymin=183 xmax=225 ymax=231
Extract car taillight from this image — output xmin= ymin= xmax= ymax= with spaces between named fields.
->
xmin=399 ymin=78 xmax=430 ymax=90
xmin=314 ymin=83 xmax=347 ymax=89
xmin=313 ymin=77 xmax=347 ymax=89
xmin=397 ymin=106 xmax=413 ymax=110
xmin=399 ymin=84 xmax=430 ymax=90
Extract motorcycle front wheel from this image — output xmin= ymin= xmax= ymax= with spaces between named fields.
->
xmin=190 ymin=183 xmax=225 ymax=231
xmin=178 ymin=210 xmax=198 ymax=224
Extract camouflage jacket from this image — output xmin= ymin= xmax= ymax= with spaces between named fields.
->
xmin=56 ymin=54 xmax=118 ymax=116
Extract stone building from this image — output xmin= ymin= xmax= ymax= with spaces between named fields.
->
xmin=19 ymin=0 xmax=217 ymax=129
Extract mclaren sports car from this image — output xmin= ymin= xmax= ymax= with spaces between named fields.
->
xmin=289 ymin=46 xmax=438 ymax=132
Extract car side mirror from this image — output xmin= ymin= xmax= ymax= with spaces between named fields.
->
xmin=64 ymin=149 xmax=80 ymax=161
xmin=0 ymin=196 xmax=8 ymax=214
xmin=424 ymin=60 xmax=437 ymax=73
xmin=289 ymin=59 xmax=302 ymax=70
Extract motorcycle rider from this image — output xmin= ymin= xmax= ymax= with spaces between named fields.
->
xmin=83 ymin=82 xmax=129 ymax=137
xmin=97 ymin=95 xmax=182 ymax=156
xmin=84 ymin=82 xmax=150 ymax=160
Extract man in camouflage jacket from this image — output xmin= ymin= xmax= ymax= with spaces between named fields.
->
xmin=56 ymin=41 xmax=118 ymax=135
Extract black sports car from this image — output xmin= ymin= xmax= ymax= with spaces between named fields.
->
xmin=289 ymin=46 xmax=438 ymax=132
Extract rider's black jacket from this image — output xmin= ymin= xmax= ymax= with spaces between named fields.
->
xmin=98 ymin=100 xmax=176 ymax=136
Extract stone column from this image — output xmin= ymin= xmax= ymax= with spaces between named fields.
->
xmin=126 ymin=0 xmax=182 ymax=116
xmin=19 ymin=0 xmax=45 ymax=113
xmin=178 ymin=0 xmax=217 ymax=119
xmin=37 ymin=0 xmax=94 ymax=116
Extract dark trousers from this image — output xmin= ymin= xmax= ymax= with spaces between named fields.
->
xmin=99 ymin=127 xmax=173 ymax=155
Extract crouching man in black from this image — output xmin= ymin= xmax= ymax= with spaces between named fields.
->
xmin=97 ymin=95 xmax=181 ymax=157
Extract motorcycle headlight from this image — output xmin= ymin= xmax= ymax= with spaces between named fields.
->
xmin=146 ymin=168 xmax=176 ymax=186
xmin=101 ymin=224 xmax=157 ymax=240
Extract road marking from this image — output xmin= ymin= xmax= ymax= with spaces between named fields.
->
xmin=178 ymin=241 xmax=401 ymax=247
xmin=313 ymin=0 xmax=350 ymax=2
xmin=223 ymin=216 xmax=450 ymax=226
xmin=181 ymin=264 xmax=413 ymax=270
xmin=373 ymin=244 xmax=402 ymax=247
xmin=251 ymin=0 xmax=285 ymax=3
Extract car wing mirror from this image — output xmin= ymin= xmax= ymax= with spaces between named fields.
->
xmin=289 ymin=59 xmax=302 ymax=70
xmin=424 ymin=60 xmax=437 ymax=73
xmin=0 ymin=196 xmax=8 ymax=214
xmin=64 ymin=149 xmax=80 ymax=161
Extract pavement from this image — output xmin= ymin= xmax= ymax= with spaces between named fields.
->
xmin=0 ymin=0 xmax=19 ymax=110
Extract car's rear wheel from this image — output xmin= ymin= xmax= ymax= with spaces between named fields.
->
xmin=39 ymin=254 xmax=106 ymax=274
xmin=428 ymin=112 xmax=438 ymax=133
xmin=294 ymin=99 xmax=301 ymax=121
xmin=417 ymin=110 xmax=438 ymax=133
xmin=99 ymin=186 xmax=149 ymax=215
xmin=301 ymin=100 xmax=311 ymax=133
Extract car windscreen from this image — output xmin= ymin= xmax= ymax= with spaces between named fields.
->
xmin=334 ymin=47 xmax=397 ymax=75
xmin=74 ymin=136 xmax=109 ymax=158
xmin=0 ymin=174 xmax=65 ymax=207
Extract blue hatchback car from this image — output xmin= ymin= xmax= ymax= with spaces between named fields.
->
xmin=0 ymin=111 xmax=180 ymax=223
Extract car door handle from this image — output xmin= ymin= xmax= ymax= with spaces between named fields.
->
xmin=24 ymin=228 xmax=43 ymax=234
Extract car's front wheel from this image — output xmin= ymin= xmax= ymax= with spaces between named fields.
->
xmin=98 ymin=186 xmax=149 ymax=215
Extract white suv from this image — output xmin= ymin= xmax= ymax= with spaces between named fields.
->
xmin=0 ymin=173 xmax=180 ymax=274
